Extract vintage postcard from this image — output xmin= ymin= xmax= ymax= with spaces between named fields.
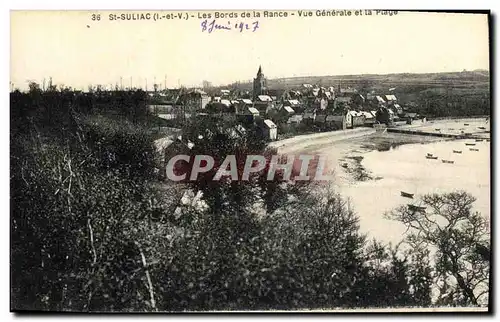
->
xmin=10 ymin=10 xmax=491 ymax=312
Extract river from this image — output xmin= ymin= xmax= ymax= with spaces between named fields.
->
xmin=335 ymin=138 xmax=490 ymax=245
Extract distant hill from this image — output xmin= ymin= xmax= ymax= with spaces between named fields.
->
xmin=223 ymin=70 xmax=490 ymax=92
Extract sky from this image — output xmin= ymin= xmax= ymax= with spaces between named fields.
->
xmin=10 ymin=10 xmax=490 ymax=90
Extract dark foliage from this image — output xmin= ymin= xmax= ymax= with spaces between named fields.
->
xmin=11 ymin=86 xmax=478 ymax=311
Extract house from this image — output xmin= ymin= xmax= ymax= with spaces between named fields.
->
xmin=178 ymin=89 xmax=210 ymax=111
xmin=385 ymin=94 xmax=397 ymax=104
xmin=388 ymin=108 xmax=397 ymax=121
xmin=393 ymin=103 xmax=403 ymax=115
xmin=235 ymin=99 xmax=254 ymax=114
xmin=375 ymin=96 xmax=386 ymax=105
xmin=149 ymin=104 xmax=174 ymax=115
xmin=404 ymin=112 xmax=418 ymax=119
xmin=237 ymin=106 xmax=260 ymax=125
xmin=283 ymin=105 xmax=295 ymax=115
xmin=246 ymin=107 xmax=260 ymax=117
xmin=284 ymin=99 xmax=301 ymax=108
xmin=254 ymin=95 xmax=274 ymax=115
xmin=256 ymin=95 xmax=273 ymax=102
xmin=240 ymin=98 xmax=253 ymax=105
xmin=348 ymin=111 xmax=365 ymax=128
xmin=403 ymin=112 xmax=418 ymax=124
xmin=271 ymin=105 xmax=296 ymax=124
xmin=326 ymin=108 xmax=348 ymax=130
xmin=261 ymin=119 xmax=277 ymax=141
xmin=359 ymin=111 xmax=376 ymax=126
xmin=220 ymin=99 xmax=232 ymax=107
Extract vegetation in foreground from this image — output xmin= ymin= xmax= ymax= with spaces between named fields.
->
xmin=10 ymin=86 xmax=490 ymax=311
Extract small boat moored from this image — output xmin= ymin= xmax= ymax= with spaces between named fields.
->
xmin=453 ymin=150 xmax=462 ymax=154
xmin=427 ymin=153 xmax=433 ymax=157
xmin=475 ymin=139 xmax=483 ymax=142
xmin=401 ymin=191 xmax=414 ymax=199
xmin=470 ymin=148 xmax=479 ymax=152
xmin=478 ymin=127 xmax=486 ymax=130
xmin=442 ymin=160 xmax=454 ymax=164
xmin=426 ymin=155 xmax=438 ymax=160
xmin=465 ymin=143 xmax=476 ymax=146
xmin=342 ymin=163 xmax=348 ymax=168
xmin=408 ymin=204 xmax=426 ymax=212
xmin=464 ymin=123 xmax=469 ymax=126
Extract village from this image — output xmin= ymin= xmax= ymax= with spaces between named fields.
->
xmin=147 ymin=66 xmax=420 ymax=142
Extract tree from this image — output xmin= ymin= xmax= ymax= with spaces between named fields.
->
xmin=385 ymin=191 xmax=490 ymax=306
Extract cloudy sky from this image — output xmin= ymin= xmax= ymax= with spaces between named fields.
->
xmin=10 ymin=10 xmax=489 ymax=90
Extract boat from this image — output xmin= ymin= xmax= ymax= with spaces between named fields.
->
xmin=426 ymin=153 xmax=433 ymax=157
xmin=408 ymin=204 xmax=426 ymax=212
xmin=435 ymin=128 xmax=441 ymax=131
xmin=342 ymin=163 xmax=348 ymax=168
xmin=470 ymin=148 xmax=479 ymax=152
xmin=442 ymin=160 xmax=454 ymax=164
xmin=453 ymin=150 xmax=462 ymax=154
xmin=465 ymin=143 xmax=476 ymax=146
xmin=478 ymin=126 xmax=486 ymax=130
xmin=401 ymin=191 xmax=414 ymax=199
xmin=475 ymin=139 xmax=483 ymax=142
xmin=426 ymin=155 xmax=438 ymax=160
xmin=464 ymin=123 xmax=469 ymax=126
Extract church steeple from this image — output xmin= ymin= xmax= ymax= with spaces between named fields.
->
xmin=257 ymin=65 xmax=263 ymax=77
xmin=253 ymin=65 xmax=267 ymax=100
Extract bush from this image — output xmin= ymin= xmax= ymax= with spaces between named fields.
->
xmin=11 ymin=137 xmax=171 ymax=311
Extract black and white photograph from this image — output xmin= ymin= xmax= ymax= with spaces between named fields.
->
xmin=9 ymin=9 xmax=491 ymax=313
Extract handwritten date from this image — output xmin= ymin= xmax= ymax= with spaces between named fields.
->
xmin=201 ymin=19 xmax=259 ymax=33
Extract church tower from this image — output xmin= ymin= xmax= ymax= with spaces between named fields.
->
xmin=253 ymin=65 xmax=267 ymax=100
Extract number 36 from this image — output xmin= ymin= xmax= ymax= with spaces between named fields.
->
xmin=91 ymin=14 xmax=101 ymax=21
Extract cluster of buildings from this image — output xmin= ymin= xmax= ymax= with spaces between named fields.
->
xmin=148 ymin=66 xmax=420 ymax=141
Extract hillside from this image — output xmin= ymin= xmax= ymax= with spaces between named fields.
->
xmin=220 ymin=70 xmax=490 ymax=117
xmin=227 ymin=70 xmax=490 ymax=92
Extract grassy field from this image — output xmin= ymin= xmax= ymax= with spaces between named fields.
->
xmin=227 ymin=70 xmax=489 ymax=91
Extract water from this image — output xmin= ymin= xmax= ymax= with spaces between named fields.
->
xmin=336 ymin=139 xmax=490 ymax=244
